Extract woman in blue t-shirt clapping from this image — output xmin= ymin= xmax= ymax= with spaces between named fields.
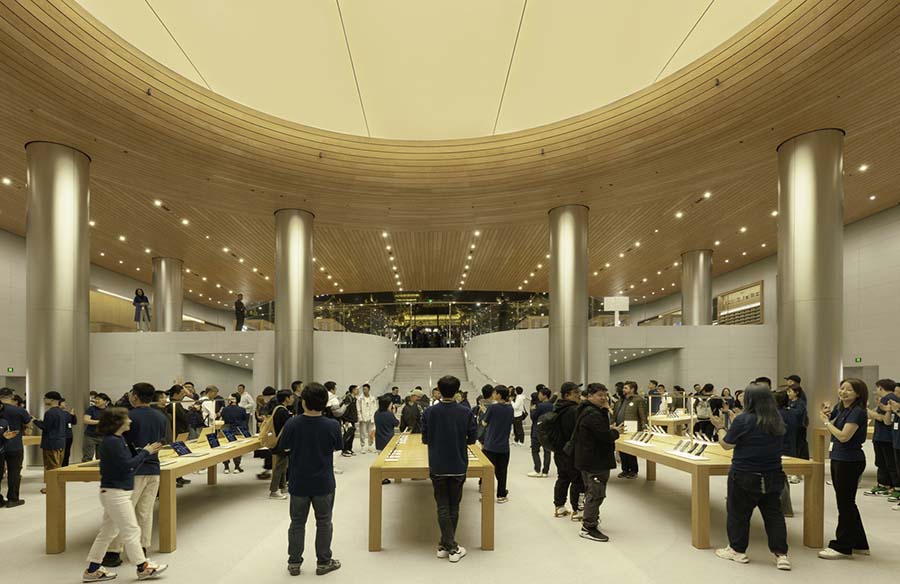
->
xmin=818 ymin=378 xmax=869 ymax=560
xmin=710 ymin=383 xmax=790 ymax=571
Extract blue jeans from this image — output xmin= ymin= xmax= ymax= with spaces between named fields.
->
xmin=288 ymin=492 xmax=335 ymax=565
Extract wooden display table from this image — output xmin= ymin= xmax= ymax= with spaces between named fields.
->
xmin=45 ymin=435 xmax=261 ymax=554
xmin=368 ymin=434 xmax=495 ymax=552
xmin=23 ymin=435 xmax=41 ymax=447
xmin=812 ymin=425 xmax=874 ymax=462
xmin=648 ymin=415 xmax=691 ymax=435
xmin=616 ymin=433 xmax=823 ymax=550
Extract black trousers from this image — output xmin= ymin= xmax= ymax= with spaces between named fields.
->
xmin=725 ymin=469 xmax=788 ymax=554
xmin=531 ymin=439 xmax=551 ymax=474
xmin=553 ymin=451 xmax=583 ymax=509
xmin=235 ymin=316 xmax=245 ymax=331
xmin=431 ymin=475 xmax=465 ymax=552
xmin=483 ymin=450 xmax=510 ymax=498
xmin=619 ymin=452 xmax=639 ymax=474
xmin=342 ymin=425 xmax=356 ymax=454
xmin=0 ymin=449 xmax=24 ymax=502
xmin=512 ymin=415 xmax=526 ymax=444
xmin=873 ymin=441 xmax=899 ymax=487
xmin=829 ymin=459 xmax=868 ymax=554
xmin=694 ymin=420 xmax=716 ymax=440
xmin=63 ymin=436 xmax=73 ymax=467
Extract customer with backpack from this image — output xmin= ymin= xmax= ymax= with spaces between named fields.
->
xmin=262 ymin=390 xmax=295 ymax=500
xmin=542 ymin=382 xmax=584 ymax=519
xmin=573 ymin=383 xmax=623 ymax=542
xmin=528 ymin=386 xmax=553 ymax=477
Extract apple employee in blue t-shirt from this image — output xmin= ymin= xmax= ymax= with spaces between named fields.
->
xmin=277 ymin=382 xmax=343 ymax=577
xmin=818 ymin=377 xmax=869 ymax=560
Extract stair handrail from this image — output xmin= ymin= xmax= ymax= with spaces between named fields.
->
xmin=364 ymin=348 xmax=399 ymax=391
xmin=463 ymin=349 xmax=498 ymax=386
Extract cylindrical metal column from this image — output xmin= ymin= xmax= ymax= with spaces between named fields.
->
xmin=548 ymin=205 xmax=589 ymax=390
xmin=152 ymin=257 xmax=183 ymax=332
xmin=25 ymin=142 xmax=91 ymax=458
xmin=681 ymin=249 xmax=714 ymax=325
xmin=274 ymin=209 xmax=314 ymax=389
xmin=776 ymin=129 xmax=844 ymax=429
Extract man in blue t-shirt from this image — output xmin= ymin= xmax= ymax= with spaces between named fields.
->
xmin=277 ymin=382 xmax=343 ymax=577
xmin=82 ymin=393 xmax=110 ymax=462
xmin=482 ymin=385 xmax=514 ymax=503
xmin=422 ymin=375 xmax=478 ymax=563
xmin=865 ymin=379 xmax=900 ymax=497
xmin=34 ymin=391 xmax=67 ymax=493
xmin=103 ymin=383 xmax=167 ymax=568
xmin=528 ymin=387 xmax=554 ymax=477
xmin=0 ymin=387 xmax=32 ymax=508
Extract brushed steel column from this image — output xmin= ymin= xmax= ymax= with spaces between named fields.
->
xmin=25 ymin=142 xmax=91 ymax=456
xmin=151 ymin=257 xmax=183 ymax=332
xmin=776 ymin=129 xmax=844 ymax=427
xmin=274 ymin=209 xmax=314 ymax=389
xmin=681 ymin=249 xmax=713 ymax=325
xmin=549 ymin=204 xmax=589 ymax=390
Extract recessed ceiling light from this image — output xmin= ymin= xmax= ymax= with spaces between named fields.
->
xmin=524 ymin=280 xmax=529 ymax=284
xmin=319 ymin=267 xmax=325 ymax=272
xmin=397 ymin=282 xmax=402 ymax=286
xmin=629 ymin=284 xmax=635 ymax=289
xmin=201 ymin=276 xmax=207 ymax=281
xmin=252 ymin=267 xmax=258 ymax=272
xmin=118 ymin=235 xmax=126 ymax=242
xmin=89 ymin=220 xmax=96 ymax=227
xmin=703 ymin=191 xmax=712 ymax=199
xmin=468 ymin=255 xmax=473 ymax=260
xmin=761 ymin=243 xmax=767 ymax=248
xmin=144 ymin=248 xmax=151 ymax=253
xmin=675 ymin=211 xmax=684 ymax=219
xmin=228 ymin=290 xmax=233 ymax=294
xmin=222 ymin=247 xmax=229 ymax=253
xmin=464 ymin=264 xmax=470 ymax=270
xmin=642 ymin=278 xmax=647 ymax=282
xmin=463 ymin=273 xmax=468 ymax=278
xmin=392 ymin=266 xmax=397 ymax=271
xmin=216 ymin=284 xmax=221 ymax=288
xmin=326 ymin=275 xmax=332 ymax=279
xmin=265 ymin=276 xmax=270 ymax=280
xmin=460 ymin=280 xmax=465 ymax=285
xmin=135 ymin=267 xmax=140 ymax=272
xmin=619 ymin=290 xmax=625 ymax=295
xmin=470 ymin=244 xmax=476 ymax=250
xmin=458 ymin=287 xmax=463 ymax=291
xmin=546 ymin=254 xmax=550 ymax=259
xmin=634 ymin=241 xmax=641 ymax=247
xmin=381 ymin=232 xmax=388 ymax=238
xmin=181 ymin=218 xmax=189 ymax=225
xmin=869 ymin=194 xmax=877 ymax=201
xmin=673 ymin=261 xmax=679 ymax=267
xmin=771 ymin=210 xmax=778 ymax=217
xmin=189 ymin=289 xmax=193 ymax=293
xmin=657 ymin=270 xmax=661 ymax=275
xmin=518 ymin=286 xmax=523 ymax=290
xmin=118 ymin=260 xmax=124 ymax=264
xmin=724 ymin=259 xmax=730 ymax=263
xmin=858 ymin=164 xmax=868 ymax=172
xmin=605 ymin=263 xmax=611 ymax=268
xmin=593 ymin=271 xmax=598 ymax=276
xmin=339 ymin=288 xmax=344 ymax=293
xmin=332 ymin=282 xmax=337 ymax=286
xmin=153 ymin=199 xmax=162 ymax=207
xmin=529 ymin=272 xmax=535 ymax=277
xmin=399 ymin=287 xmax=403 ymax=291
xmin=474 ymin=230 xmax=481 ymax=237
xmin=99 ymin=252 xmax=105 ymax=257
xmin=742 ymin=251 xmax=747 ymax=256
xmin=537 ymin=263 xmax=543 ymax=269
xmin=714 ymin=240 xmax=720 ymax=246
xmin=739 ymin=226 xmax=747 ymax=233
xmin=1 ymin=177 xmax=11 ymax=186
xmin=619 ymin=253 xmax=625 ymax=258
xmin=312 ymin=257 xmax=316 ymax=262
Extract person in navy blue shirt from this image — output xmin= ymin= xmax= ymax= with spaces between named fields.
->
xmin=711 ymin=384 xmax=790 ymax=569
xmin=33 ymin=390 xmax=67 ymax=493
xmin=864 ymin=379 xmax=900 ymax=497
xmin=277 ymin=382 xmax=343 ymax=577
xmin=0 ymin=387 xmax=33 ymax=507
xmin=775 ymin=391 xmax=801 ymax=517
xmin=528 ymin=386 xmax=553 ymax=477
xmin=59 ymin=398 xmax=77 ymax=467
xmin=422 ymin=375 xmax=478 ymax=563
xmin=83 ymin=393 xmax=110 ymax=462
xmin=221 ymin=393 xmax=248 ymax=474
xmin=83 ymin=407 xmax=167 ymax=582
xmin=482 ymin=385 xmax=514 ymax=503
xmin=102 ymin=383 xmax=167 ymax=568
xmin=818 ymin=377 xmax=869 ymax=559
xmin=374 ymin=396 xmax=399 ymax=452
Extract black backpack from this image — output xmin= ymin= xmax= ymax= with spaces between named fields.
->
xmin=536 ymin=410 xmax=566 ymax=451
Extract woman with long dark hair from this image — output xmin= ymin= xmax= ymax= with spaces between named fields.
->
xmin=710 ymin=384 xmax=790 ymax=570
xmin=132 ymin=288 xmax=150 ymax=332
xmin=818 ymin=378 xmax=869 ymax=559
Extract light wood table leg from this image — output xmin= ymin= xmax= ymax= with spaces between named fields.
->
xmin=803 ymin=463 xmax=825 ymax=548
xmin=158 ymin=472 xmax=178 ymax=553
xmin=368 ymin=468 xmax=383 ymax=551
xmin=207 ymin=464 xmax=217 ymax=485
xmin=812 ymin=430 xmax=827 ymax=463
xmin=45 ymin=471 xmax=66 ymax=554
xmin=481 ymin=469 xmax=495 ymax=550
xmin=646 ymin=460 xmax=657 ymax=481
xmin=667 ymin=423 xmax=678 ymax=436
xmin=690 ymin=467 xmax=711 ymax=549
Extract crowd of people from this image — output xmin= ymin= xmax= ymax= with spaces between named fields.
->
xmin=0 ymin=370 xmax=890 ymax=577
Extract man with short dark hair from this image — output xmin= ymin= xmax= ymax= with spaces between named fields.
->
xmin=234 ymin=293 xmax=246 ymax=331
xmin=482 ymin=385 xmax=514 ymax=503
xmin=0 ymin=387 xmax=32 ymax=507
xmin=34 ymin=391 xmax=67 ymax=493
xmin=552 ymin=382 xmax=584 ymax=518
xmin=291 ymin=380 xmax=304 ymax=415
xmin=422 ymin=375 xmax=478 ymax=563
xmin=269 ymin=390 xmax=295 ymax=499
xmin=528 ymin=387 xmax=553 ymax=477
xmin=82 ymin=392 xmax=110 ymax=462
xmin=278 ymin=382 xmax=342 ymax=577
xmin=754 ymin=376 xmax=773 ymax=389
xmin=613 ymin=381 xmax=647 ymax=479
xmin=784 ymin=375 xmax=801 ymax=390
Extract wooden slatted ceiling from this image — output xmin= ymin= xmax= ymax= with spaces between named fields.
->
xmin=0 ymin=0 xmax=897 ymax=309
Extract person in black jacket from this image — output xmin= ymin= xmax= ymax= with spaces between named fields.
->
xmin=400 ymin=390 xmax=426 ymax=433
xmin=269 ymin=390 xmax=295 ymax=500
xmin=552 ymin=382 xmax=584 ymax=519
xmin=573 ymin=383 xmax=624 ymax=542
xmin=340 ymin=386 xmax=359 ymax=456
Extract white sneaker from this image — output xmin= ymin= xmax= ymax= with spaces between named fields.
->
xmin=715 ymin=547 xmax=749 ymax=564
xmin=527 ymin=471 xmax=543 ymax=478
xmin=541 ymin=472 xmax=550 ymax=477
xmin=448 ymin=546 xmax=467 ymax=563
xmin=269 ymin=491 xmax=287 ymax=500
xmin=83 ymin=567 xmax=117 ymax=582
xmin=436 ymin=548 xmax=449 ymax=559
xmin=570 ymin=510 xmax=583 ymax=521
xmin=892 ymin=503 xmax=900 ymax=511
xmin=497 ymin=496 xmax=508 ymax=504
xmin=818 ymin=548 xmax=852 ymax=560
xmin=775 ymin=555 xmax=791 ymax=571
xmin=224 ymin=469 xmax=231 ymax=474
xmin=280 ymin=488 xmax=288 ymax=497
xmin=554 ymin=506 xmax=570 ymax=518
xmin=137 ymin=561 xmax=167 ymax=580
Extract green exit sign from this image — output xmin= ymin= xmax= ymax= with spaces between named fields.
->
xmin=854 ymin=357 xmax=862 ymax=363
xmin=6 ymin=367 xmax=12 ymax=373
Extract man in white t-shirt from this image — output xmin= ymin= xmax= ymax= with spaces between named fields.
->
xmin=237 ymin=384 xmax=256 ymax=433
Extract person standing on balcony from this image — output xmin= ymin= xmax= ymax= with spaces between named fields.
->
xmin=132 ymin=288 xmax=150 ymax=332
xmin=235 ymin=293 xmax=246 ymax=331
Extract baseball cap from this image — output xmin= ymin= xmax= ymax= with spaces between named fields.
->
xmin=560 ymin=381 xmax=582 ymax=395
xmin=785 ymin=374 xmax=801 ymax=383
xmin=410 ymin=389 xmax=426 ymax=397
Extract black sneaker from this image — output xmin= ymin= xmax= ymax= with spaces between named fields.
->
xmin=5 ymin=499 xmax=24 ymax=508
xmin=580 ymin=526 xmax=609 ymax=542
xmin=0 ymin=499 xmax=5 ymax=508
xmin=178 ymin=477 xmax=191 ymax=485
xmin=288 ymin=563 xmax=301 ymax=576
xmin=617 ymin=471 xmax=629 ymax=479
xmin=381 ymin=479 xmax=391 ymax=485
xmin=316 ymin=559 xmax=341 ymax=575
xmin=101 ymin=552 xmax=122 ymax=567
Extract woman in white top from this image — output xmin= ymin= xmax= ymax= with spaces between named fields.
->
xmin=357 ymin=384 xmax=378 ymax=453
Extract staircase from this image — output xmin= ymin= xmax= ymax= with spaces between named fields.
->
xmin=393 ymin=348 xmax=473 ymax=394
